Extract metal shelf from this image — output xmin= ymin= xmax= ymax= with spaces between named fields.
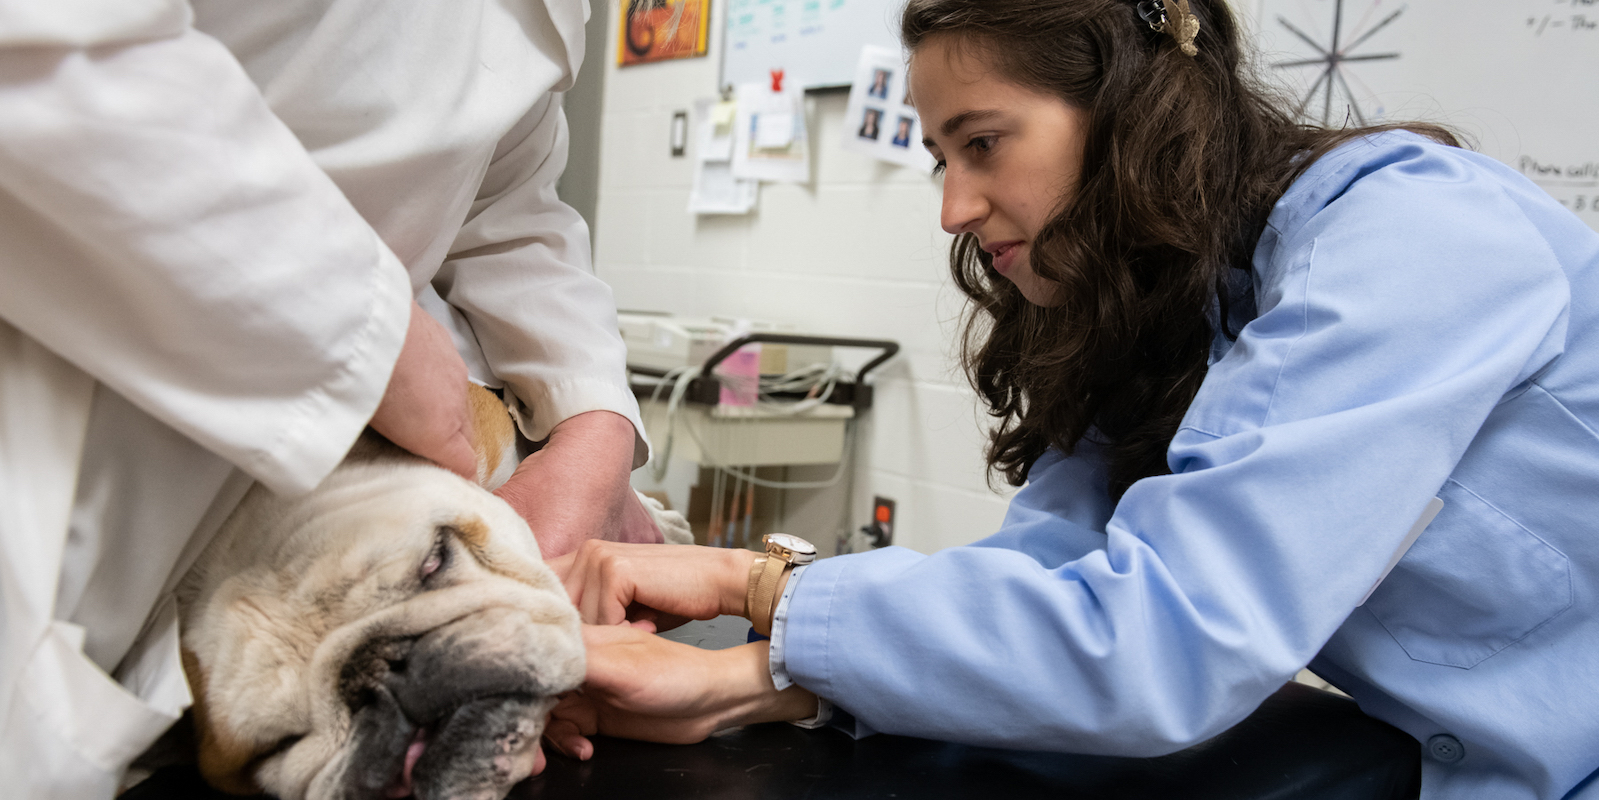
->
xmin=627 ymin=332 xmax=899 ymax=411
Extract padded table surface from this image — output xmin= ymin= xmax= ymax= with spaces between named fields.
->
xmin=123 ymin=618 xmax=1421 ymax=800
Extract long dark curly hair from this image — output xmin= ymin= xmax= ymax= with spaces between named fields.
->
xmin=903 ymin=0 xmax=1457 ymax=498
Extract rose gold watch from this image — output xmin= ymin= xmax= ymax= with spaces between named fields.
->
xmin=745 ymin=533 xmax=817 ymax=636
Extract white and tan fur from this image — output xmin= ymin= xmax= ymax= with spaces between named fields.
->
xmin=174 ymin=385 xmax=665 ymax=800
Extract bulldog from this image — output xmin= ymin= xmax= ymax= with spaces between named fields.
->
xmin=172 ymin=386 xmax=685 ymax=800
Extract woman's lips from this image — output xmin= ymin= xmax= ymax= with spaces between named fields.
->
xmin=988 ymin=241 xmax=1023 ymax=275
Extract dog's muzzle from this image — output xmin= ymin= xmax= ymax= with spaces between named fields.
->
xmin=269 ymin=574 xmax=582 ymax=800
xmin=337 ymin=605 xmax=565 ymax=799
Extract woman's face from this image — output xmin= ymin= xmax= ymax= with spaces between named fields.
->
xmin=910 ymin=35 xmax=1087 ymax=307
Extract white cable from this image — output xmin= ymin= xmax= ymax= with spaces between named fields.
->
xmin=687 ymin=417 xmax=858 ymax=490
xmin=644 ymin=365 xmax=701 ymax=483
xmin=639 ymin=358 xmax=859 ymax=490
xmin=753 ymin=362 xmax=845 ymax=415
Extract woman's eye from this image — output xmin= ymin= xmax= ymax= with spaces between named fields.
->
xmin=931 ymin=160 xmax=946 ymax=176
xmin=967 ymin=135 xmax=996 ymax=154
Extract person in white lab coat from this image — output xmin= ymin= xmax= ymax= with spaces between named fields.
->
xmin=0 ymin=0 xmax=653 ymax=794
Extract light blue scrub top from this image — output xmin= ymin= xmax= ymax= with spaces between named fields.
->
xmin=781 ymin=132 xmax=1599 ymax=800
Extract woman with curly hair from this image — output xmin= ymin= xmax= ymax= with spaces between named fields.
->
xmin=548 ymin=2 xmax=1599 ymax=797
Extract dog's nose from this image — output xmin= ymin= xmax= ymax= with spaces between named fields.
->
xmin=385 ymin=606 xmax=561 ymax=727
xmin=339 ymin=637 xmax=417 ymax=713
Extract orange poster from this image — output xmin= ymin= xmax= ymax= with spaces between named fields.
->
xmin=618 ymin=0 xmax=711 ymax=66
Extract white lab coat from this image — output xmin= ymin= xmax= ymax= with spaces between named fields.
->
xmin=0 ymin=0 xmax=640 ymax=793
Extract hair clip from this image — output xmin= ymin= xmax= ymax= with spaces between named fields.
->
xmin=1136 ymin=0 xmax=1168 ymax=30
xmin=1136 ymin=0 xmax=1200 ymax=56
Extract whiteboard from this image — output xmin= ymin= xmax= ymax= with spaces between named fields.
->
xmin=721 ymin=0 xmax=902 ymax=90
xmin=717 ymin=0 xmax=1599 ymax=231
xmin=1251 ymin=0 xmax=1599 ymax=231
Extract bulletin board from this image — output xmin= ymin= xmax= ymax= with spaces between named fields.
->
xmin=720 ymin=0 xmax=902 ymax=90
xmin=1251 ymin=0 xmax=1599 ymax=231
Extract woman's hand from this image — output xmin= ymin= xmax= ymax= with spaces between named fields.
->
xmin=548 ymin=540 xmax=756 ymax=628
xmin=494 ymin=410 xmax=662 ymax=559
xmin=544 ymin=625 xmax=818 ymax=759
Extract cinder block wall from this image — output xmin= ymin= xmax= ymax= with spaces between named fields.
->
xmin=587 ymin=0 xmax=1014 ymax=553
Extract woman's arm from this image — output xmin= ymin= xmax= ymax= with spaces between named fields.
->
xmin=548 ymin=543 xmax=815 ymax=755
xmin=550 ymin=541 xmax=758 ymax=628
xmin=544 ymin=625 xmax=818 ymax=758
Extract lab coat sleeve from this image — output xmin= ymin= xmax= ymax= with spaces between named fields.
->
xmin=782 ymin=140 xmax=1572 ymax=755
xmin=0 ymin=8 xmax=412 ymax=496
xmin=433 ymin=94 xmax=648 ymax=467
xmin=968 ymin=442 xmax=1117 ymax=565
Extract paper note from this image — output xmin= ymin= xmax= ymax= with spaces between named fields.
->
xmin=689 ymin=97 xmax=757 ymax=214
xmin=754 ymin=111 xmax=795 ymax=148
xmin=689 ymin=160 xmax=758 ymax=214
xmin=731 ymin=83 xmax=809 ymax=184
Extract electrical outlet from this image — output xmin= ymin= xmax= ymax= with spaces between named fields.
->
xmin=867 ymin=496 xmax=895 ymax=548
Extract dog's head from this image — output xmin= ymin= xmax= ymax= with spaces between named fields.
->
xmin=177 ymin=457 xmax=580 ymax=800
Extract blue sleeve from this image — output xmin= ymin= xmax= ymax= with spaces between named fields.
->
xmin=781 ymin=138 xmax=1571 ymax=756
xmin=970 ymin=441 xmax=1114 ymax=565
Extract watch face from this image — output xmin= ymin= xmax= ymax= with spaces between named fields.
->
xmin=766 ymin=533 xmax=817 ymax=559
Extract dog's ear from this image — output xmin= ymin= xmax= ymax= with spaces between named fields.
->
xmin=182 ymin=648 xmax=263 ymax=796
xmin=466 ymin=383 xmax=518 ymax=491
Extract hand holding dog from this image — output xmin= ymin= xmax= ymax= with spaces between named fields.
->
xmin=369 ymin=301 xmax=478 ymax=480
xmin=494 ymin=410 xmax=662 ymax=558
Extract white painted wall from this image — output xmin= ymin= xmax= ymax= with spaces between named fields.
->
xmin=589 ymin=0 xmax=1014 ymax=554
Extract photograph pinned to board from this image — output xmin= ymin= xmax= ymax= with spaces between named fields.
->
xmin=841 ymin=45 xmax=934 ymax=172
xmin=618 ymin=0 xmax=711 ymax=66
xmin=731 ymin=81 xmax=810 ymax=184
xmin=689 ymin=97 xmax=759 ymax=214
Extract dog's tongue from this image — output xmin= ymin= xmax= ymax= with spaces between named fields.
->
xmin=385 ymin=729 xmax=429 ymax=798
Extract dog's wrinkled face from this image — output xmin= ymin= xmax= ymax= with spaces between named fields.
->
xmin=177 ymin=461 xmax=582 ymax=800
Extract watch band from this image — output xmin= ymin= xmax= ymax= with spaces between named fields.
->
xmin=745 ymin=534 xmax=818 ymax=637
xmin=745 ymin=555 xmax=768 ymax=621
xmin=749 ymin=554 xmax=790 ymax=636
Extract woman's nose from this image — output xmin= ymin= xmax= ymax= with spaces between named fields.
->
xmin=940 ymin=173 xmax=987 ymax=235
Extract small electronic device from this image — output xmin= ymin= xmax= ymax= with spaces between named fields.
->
xmin=618 ymin=311 xmax=833 ymax=375
xmin=617 ymin=311 xmax=734 ymax=373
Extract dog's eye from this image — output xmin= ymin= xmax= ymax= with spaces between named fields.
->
xmin=420 ymin=530 xmax=451 ymax=584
